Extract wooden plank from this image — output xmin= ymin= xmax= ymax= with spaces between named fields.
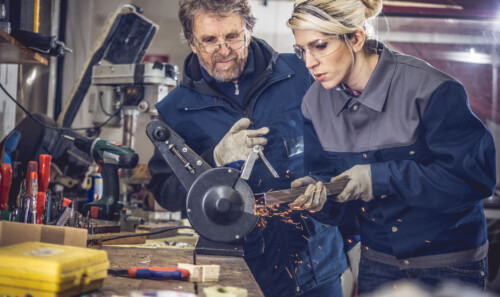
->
xmin=196 ymin=254 xmax=264 ymax=297
xmin=0 ymin=29 xmax=48 ymax=65
xmin=90 ymin=245 xmax=264 ymax=296
xmin=96 ymin=246 xmax=196 ymax=295
xmin=88 ymin=232 xmax=147 ymax=246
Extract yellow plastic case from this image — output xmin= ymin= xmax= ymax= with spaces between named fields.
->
xmin=0 ymin=241 xmax=109 ymax=297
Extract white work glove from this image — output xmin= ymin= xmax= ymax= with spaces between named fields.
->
xmin=213 ymin=118 xmax=269 ymax=167
xmin=330 ymin=164 xmax=373 ymax=202
xmin=347 ymin=242 xmax=361 ymax=283
xmin=288 ymin=176 xmax=327 ymax=212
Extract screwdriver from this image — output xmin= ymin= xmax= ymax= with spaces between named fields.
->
xmin=0 ymin=164 xmax=12 ymax=220
xmin=36 ymin=154 xmax=52 ymax=224
xmin=8 ymin=162 xmax=24 ymax=221
xmin=108 ymin=267 xmax=190 ymax=280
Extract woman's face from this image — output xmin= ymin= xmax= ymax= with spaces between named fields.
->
xmin=293 ymin=29 xmax=352 ymax=90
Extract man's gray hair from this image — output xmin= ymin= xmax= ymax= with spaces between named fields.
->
xmin=179 ymin=0 xmax=256 ymax=44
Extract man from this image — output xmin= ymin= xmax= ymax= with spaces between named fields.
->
xmin=148 ymin=1 xmax=348 ymax=296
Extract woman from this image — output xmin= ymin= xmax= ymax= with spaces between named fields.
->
xmin=286 ymin=0 xmax=496 ymax=293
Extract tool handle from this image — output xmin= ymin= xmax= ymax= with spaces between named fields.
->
xmin=0 ymin=164 xmax=12 ymax=211
xmin=25 ymin=161 xmax=38 ymax=198
xmin=38 ymin=154 xmax=52 ymax=193
xmin=36 ymin=192 xmax=46 ymax=224
xmin=128 ymin=267 xmax=189 ymax=280
xmin=8 ymin=162 xmax=24 ymax=212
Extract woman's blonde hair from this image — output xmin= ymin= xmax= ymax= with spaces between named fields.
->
xmin=286 ymin=0 xmax=382 ymax=52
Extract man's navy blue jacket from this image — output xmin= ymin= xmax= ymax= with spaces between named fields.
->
xmin=148 ymin=38 xmax=347 ymax=296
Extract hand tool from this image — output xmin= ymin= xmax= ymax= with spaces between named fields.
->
xmin=63 ymin=135 xmax=138 ymax=220
xmin=240 ymin=145 xmax=279 ymax=181
xmin=56 ymin=198 xmax=72 ymax=226
xmin=36 ymin=154 xmax=51 ymax=224
xmin=29 ymin=171 xmax=38 ymax=224
xmin=107 ymin=267 xmax=190 ymax=280
xmin=0 ymin=163 xmax=12 ymax=220
xmin=8 ymin=162 xmax=24 ymax=221
xmin=38 ymin=154 xmax=51 ymax=193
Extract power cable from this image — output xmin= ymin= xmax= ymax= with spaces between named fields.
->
xmin=0 ymin=82 xmax=122 ymax=133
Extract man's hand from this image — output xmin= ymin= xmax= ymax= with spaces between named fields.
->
xmin=330 ymin=165 xmax=373 ymax=202
xmin=214 ymin=118 xmax=269 ymax=167
xmin=289 ymin=176 xmax=326 ymax=212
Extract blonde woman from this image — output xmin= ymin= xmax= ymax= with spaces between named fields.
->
xmin=286 ymin=0 xmax=496 ymax=293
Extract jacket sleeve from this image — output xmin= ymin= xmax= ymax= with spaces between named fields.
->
xmin=371 ymin=81 xmax=496 ymax=213
xmin=302 ymin=113 xmax=358 ymax=225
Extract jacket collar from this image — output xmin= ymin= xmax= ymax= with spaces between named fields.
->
xmin=333 ymin=43 xmax=396 ymax=116
xmin=176 ymin=37 xmax=281 ymax=110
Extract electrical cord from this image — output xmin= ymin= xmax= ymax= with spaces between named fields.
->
xmin=0 ymin=82 xmax=122 ymax=132
xmin=100 ymin=226 xmax=194 ymax=242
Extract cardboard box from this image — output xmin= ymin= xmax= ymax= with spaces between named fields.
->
xmin=0 ymin=221 xmax=87 ymax=248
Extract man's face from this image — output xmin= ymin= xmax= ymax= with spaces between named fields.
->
xmin=190 ymin=12 xmax=250 ymax=83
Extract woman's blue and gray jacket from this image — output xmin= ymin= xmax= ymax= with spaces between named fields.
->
xmin=148 ymin=37 xmax=347 ymax=296
xmin=304 ymin=43 xmax=496 ymax=268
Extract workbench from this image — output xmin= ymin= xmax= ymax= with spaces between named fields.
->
xmin=87 ymin=239 xmax=264 ymax=297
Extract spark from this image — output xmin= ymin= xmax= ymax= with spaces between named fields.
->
xmin=286 ymin=267 xmax=293 ymax=279
xmin=425 ymin=240 xmax=431 ymax=243
xmin=397 ymin=219 xmax=403 ymax=222
xmin=275 ymin=265 xmax=277 ymax=269
xmin=365 ymin=246 xmax=370 ymax=250
xmin=361 ymin=207 xmax=366 ymax=212
xmin=295 ymin=267 xmax=297 ymax=273
xmin=302 ymin=235 xmax=310 ymax=241
xmin=286 ymin=170 xmax=290 ymax=174
xmin=258 ymin=179 xmax=262 ymax=187
xmin=347 ymin=239 xmax=352 ymax=244
xmin=286 ymin=175 xmax=290 ymax=179
xmin=371 ymin=218 xmax=376 ymax=221
xmin=318 ymin=245 xmax=322 ymax=249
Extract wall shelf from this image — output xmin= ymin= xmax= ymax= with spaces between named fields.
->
xmin=0 ymin=29 xmax=48 ymax=66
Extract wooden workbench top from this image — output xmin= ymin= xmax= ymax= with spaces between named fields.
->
xmin=88 ymin=245 xmax=264 ymax=297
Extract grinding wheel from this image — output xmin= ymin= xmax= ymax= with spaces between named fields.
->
xmin=186 ymin=167 xmax=258 ymax=243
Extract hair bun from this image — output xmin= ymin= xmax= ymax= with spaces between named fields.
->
xmin=361 ymin=0 xmax=383 ymax=19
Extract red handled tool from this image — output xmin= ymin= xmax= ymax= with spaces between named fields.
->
xmin=0 ymin=164 xmax=12 ymax=219
xmin=108 ymin=267 xmax=190 ymax=280
xmin=36 ymin=154 xmax=52 ymax=224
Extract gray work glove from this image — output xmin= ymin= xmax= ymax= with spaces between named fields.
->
xmin=330 ymin=165 xmax=373 ymax=202
xmin=289 ymin=176 xmax=326 ymax=212
xmin=213 ymin=118 xmax=269 ymax=167
xmin=347 ymin=242 xmax=361 ymax=283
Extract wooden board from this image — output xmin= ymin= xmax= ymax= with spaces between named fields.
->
xmin=90 ymin=245 xmax=264 ymax=296
xmin=0 ymin=29 xmax=48 ymax=65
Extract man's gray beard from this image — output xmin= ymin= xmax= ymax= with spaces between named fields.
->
xmin=199 ymin=53 xmax=246 ymax=83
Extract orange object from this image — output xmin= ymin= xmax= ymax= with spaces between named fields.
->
xmin=0 ymin=164 xmax=12 ymax=212
xmin=62 ymin=198 xmax=71 ymax=207
xmin=38 ymin=154 xmax=52 ymax=193
xmin=25 ymin=161 xmax=38 ymax=198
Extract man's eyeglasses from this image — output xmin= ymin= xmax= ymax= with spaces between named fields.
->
xmin=196 ymin=30 xmax=248 ymax=54
xmin=293 ymin=35 xmax=343 ymax=61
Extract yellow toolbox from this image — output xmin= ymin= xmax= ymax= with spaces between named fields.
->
xmin=0 ymin=241 xmax=109 ymax=297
